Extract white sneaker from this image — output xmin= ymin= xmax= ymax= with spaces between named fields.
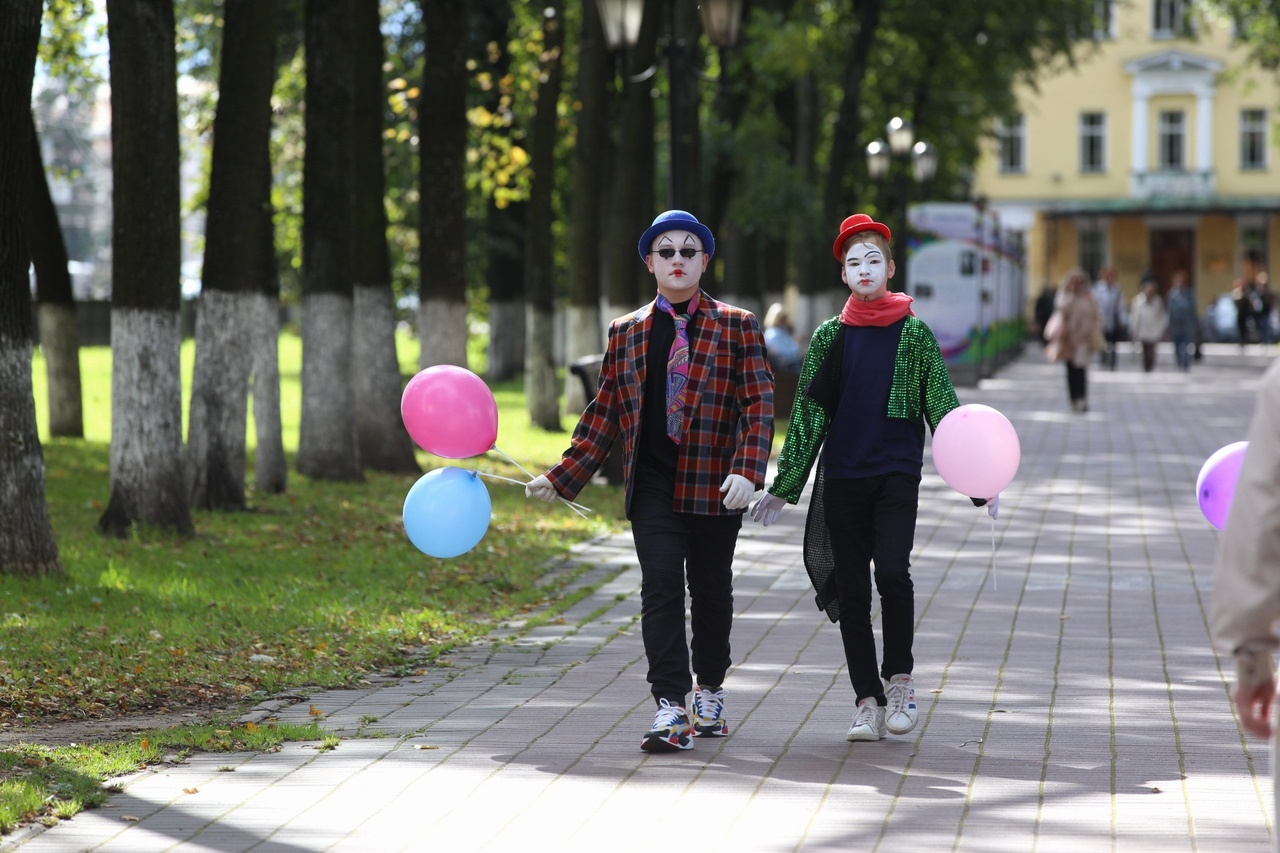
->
xmin=847 ymin=698 xmax=887 ymax=742
xmin=884 ymin=673 xmax=918 ymax=735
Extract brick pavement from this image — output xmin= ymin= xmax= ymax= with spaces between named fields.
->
xmin=5 ymin=343 xmax=1276 ymax=852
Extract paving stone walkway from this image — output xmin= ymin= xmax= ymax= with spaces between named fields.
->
xmin=6 ymin=343 xmax=1276 ymax=852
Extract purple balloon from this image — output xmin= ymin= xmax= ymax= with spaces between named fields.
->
xmin=1196 ymin=441 xmax=1248 ymax=530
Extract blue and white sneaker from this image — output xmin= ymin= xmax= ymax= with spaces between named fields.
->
xmin=885 ymin=673 xmax=918 ymax=735
xmin=692 ymin=685 xmax=729 ymax=737
xmin=641 ymin=698 xmax=693 ymax=752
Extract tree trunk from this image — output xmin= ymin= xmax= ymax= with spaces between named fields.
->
xmin=601 ymin=0 xmax=660 ymax=323
xmin=28 ymin=112 xmax=83 ymax=439
xmin=563 ymin=0 xmax=607 ymax=414
xmin=99 ymin=0 xmax=194 ymax=538
xmin=419 ymin=0 xmax=470 ymax=369
xmin=249 ymin=291 xmax=286 ymax=494
xmin=476 ymin=2 xmax=524 ymax=382
xmin=0 ymin=0 xmax=62 ymax=577
xmin=187 ymin=0 xmax=279 ymax=510
xmin=296 ymin=0 xmax=362 ymax=482
xmin=524 ymin=0 xmax=565 ymax=431
xmin=352 ymin=0 xmax=417 ymax=473
xmin=485 ymin=201 xmax=526 ymax=381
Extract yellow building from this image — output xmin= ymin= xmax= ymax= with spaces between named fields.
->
xmin=972 ymin=0 xmax=1280 ymax=321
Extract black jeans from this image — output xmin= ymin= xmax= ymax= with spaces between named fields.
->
xmin=823 ymin=474 xmax=919 ymax=706
xmin=629 ymin=473 xmax=741 ymax=707
xmin=1066 ymin=363 xmax=1087 ymax=403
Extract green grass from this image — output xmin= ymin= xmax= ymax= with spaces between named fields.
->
xmin=2 ymin=329 xmax=627 ymax=834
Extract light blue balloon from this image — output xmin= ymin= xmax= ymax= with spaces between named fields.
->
xmin=402 ymin=467 xmax=491 ymax=558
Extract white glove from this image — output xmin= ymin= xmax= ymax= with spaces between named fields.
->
xmin=749 ymin=492 xmax=786 ymax=527
xmin=720 ymin=474 xmax=755 ymax=510
xmin=987 ymin=493 xmax=1000 ymax=519
xmin=525 ymin=474 xmax=558 ymax=503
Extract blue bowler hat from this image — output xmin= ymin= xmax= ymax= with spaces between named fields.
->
xmin=636 ymin=210 xmax=715 ymax=261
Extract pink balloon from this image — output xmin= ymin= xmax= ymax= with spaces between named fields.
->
xmin=932 ymin=404 xmax=1020 ymax=499
xmin=1196 ymin=441 xmax=1247 ymax=531
xmin=400 ymin=366 xmax=498 ymax=458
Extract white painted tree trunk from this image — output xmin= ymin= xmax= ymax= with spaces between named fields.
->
xmin=36 ymin=302 xmax=82 ymax=438
xmin=186 ymin=289 xmax=253 ymax=509
xmin=248 ymin=292 xmax=286 ymax=494
xmin=417 ymin=297 xmax=469 ymax=369
xmin=353 ymin=284 xmax=418 ymax=472
xmin=486 ymin=298 xmax=525 ymax=381
xmin=563 ymin=303 xmax=602 ymax=414
xmin=296 ymin=292 xmax=362 ymax=481
xmin=525 ymin=304 xmax=561 ymax=430
xmin=0 ymin=337 xmax=62 ymax=575
xmin=99 ymin=308 xmax=194 ymax=536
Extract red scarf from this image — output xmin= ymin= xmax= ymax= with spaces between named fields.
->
xmin=839 ymin=291 xmax=915 ymax=327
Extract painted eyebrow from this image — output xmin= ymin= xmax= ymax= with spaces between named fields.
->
xmin=655 ymin=234 xmax=701 ymax=247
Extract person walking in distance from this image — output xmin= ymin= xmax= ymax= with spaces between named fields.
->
xmin=749 ymin=214 xmax=983 ymax=743
xmin=1092 ymin=266 xmax=1126 ymax=370
xmin=1129 ymin=274 xmax=1167 ymax=373
xmin=526 ymin=210 xmax=774 ymax=753
xmin=1045 ymin=267 xmax=1103 ymax=412
xmin=1166 ymin=270 xmax=1197 ymax=371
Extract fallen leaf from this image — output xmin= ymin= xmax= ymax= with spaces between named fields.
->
xmin=183 ymin=788 xmax=198 ymax=795
xmin=413 ymin=744 xmax=439 ymax=750
xmin=309 ymin=705 xmax=323 ymax=716
xmin=123 ymin=816 xmax=140 ymax=822
xmin=244 ymin=721 xmax=259 ymax=733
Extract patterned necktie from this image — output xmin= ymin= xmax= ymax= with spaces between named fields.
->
xmin=656 ymin=292 xmax=698 ymax=444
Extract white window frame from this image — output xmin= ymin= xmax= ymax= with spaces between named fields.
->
xmin=1094 ymin=0 xmax=1116 ymax=39
xmin=1158 ymin=110 xmax=1186 ymax=170
xmin=1241 ymin=108 xmax=1268 ymax=171
xmin=1080 ymin=112 xmax=1107 ymax=173
xmin=1152 ymin=0 xmax=1188 ymax=38
xmin=997 ymin=114 xmax=1026 ymax=175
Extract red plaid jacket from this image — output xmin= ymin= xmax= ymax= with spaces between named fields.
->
xmin=548 ymin=293 xmax=774 ymax=516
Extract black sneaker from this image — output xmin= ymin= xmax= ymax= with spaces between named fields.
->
xmin=640 ymin=698 xmax=693 ymax=752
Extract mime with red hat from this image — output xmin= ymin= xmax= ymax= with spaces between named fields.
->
xmin=749 ymin=213 xmax=976 ymax=743
xmin=526 ymin=209 xmax=774 ymax=753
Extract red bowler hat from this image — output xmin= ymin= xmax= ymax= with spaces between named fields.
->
xmin=832 ymin=214 xmax=892 ymax=261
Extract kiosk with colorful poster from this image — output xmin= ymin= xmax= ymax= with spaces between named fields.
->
xmin=906 ymin=202 xmax=1026 ymax=385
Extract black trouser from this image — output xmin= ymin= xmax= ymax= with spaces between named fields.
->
xmin=1066 ymin=363 xmax=1087 ymax=403
xmin=823 ymin=474 xmax=919 ymax=706
xmin=1102 ymin=330 xmax=1121 ymax=369
xmin=629 ymin=473 xmax=741 ymax=707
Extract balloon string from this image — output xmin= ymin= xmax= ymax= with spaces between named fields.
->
xmin=990 ymin=512 xmax=998 ymax=593
xmin=475 ymin=471 xmax=528 ymax=486
xmin=488 ymin=445 xmax=593 ymax=519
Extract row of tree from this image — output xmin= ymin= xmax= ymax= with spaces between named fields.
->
xmin=6 ymin=0 xmax=1211 ymax=577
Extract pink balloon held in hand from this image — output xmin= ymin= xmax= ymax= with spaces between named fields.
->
xmin=400 ymin=365 xmax=499 ymax=458
xmin=1196 ymin=441 xmax=1248 ymax=531
xmin=932 ymin=404 xmax=1021 ymax=500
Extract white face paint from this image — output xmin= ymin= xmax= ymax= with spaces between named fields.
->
xmin=646 ymin=229 xmax=709 ymax=302
xmin=840 ymin=240 xmax=894 ymax=302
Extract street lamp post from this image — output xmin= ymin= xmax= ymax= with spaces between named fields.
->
xmin=865 ymin=117 xmax=938 ymax=293
xmin=595 ymin=0 xmax=744 ymax=210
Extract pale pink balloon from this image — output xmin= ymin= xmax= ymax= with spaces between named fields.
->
xmin=932 ymin=404 xmax=1020 ymax=499
xmin=400 ymin=365 xmax=498 ymax=459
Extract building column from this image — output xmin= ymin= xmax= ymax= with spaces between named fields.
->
xmin=1196 ymin=86 xmax=1214 ymax=173
xmin=1130 ymin=92 xmax=1149 ymax=195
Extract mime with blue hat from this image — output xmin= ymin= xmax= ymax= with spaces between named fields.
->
xmin=527 ymin=209 xmax=775 ymax=753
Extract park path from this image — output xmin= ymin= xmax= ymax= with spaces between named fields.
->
xmin=5 ymin=342 xmax=1276 ymax=852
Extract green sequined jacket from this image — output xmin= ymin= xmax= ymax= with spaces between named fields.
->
xmin=769 ymin=315 xmax=959 ymax=503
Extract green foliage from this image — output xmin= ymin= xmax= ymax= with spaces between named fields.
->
xmin=1204 ymin=0 xmax=1280 ymax=70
